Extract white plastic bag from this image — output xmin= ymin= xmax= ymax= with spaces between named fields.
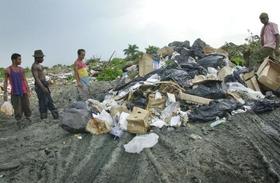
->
xmin=92 ymin=110 xmax=113 ymax=130
xmin=226 ymin=82 xmax=264 ymax=100
xmin=170 ymin=116 xmax=181 ymax=127
xmin=1 ymin=101 xmax=14 ymax=116
xmin=119 ymin=112 xmax=129 ymax=130
xmin=124 ymin=133 xmax=159 ymax=153
xmin=151 ymin=118 xmax=166 ymax=128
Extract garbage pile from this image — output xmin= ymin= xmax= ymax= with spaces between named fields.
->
xmin=60 ymin=38 xmax=280 ymax=153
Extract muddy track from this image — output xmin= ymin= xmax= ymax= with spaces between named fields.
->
xmin=1 ymin=84 xmax=280 ymax=183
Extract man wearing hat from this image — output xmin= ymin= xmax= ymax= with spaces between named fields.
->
xmin=259 ymin=12 xmax=280 ymax=59
xmin=31 ymin=50 xmax=59 ymax=120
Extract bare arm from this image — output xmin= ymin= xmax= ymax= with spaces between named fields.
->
xmin=73 ymin=62 xmax=82 ymax=87
xmin=3 ymin=69 xmax=8 ymax=101
xmin=22 ymin=70 xmax=30 ymax=94
xmin=275 ymin=34 xmax=279 ymax=49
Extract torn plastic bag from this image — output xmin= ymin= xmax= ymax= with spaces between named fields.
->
xmin=187 ymin=82 xmax=226 ymax=99
xmin=151 ymin=118 xmax=166 ymax=128
xmin=179 ymin=62 xmax=207 ymax=77
xmin=60 ymin=107 xmax=91 ymax=133
xmin=224 ymin=67 xmax=249 ymax=85
xmin=86 ymin=110 xmax=113 ymax=135
xmin=92 ymin=110 xmax=113 ymax=128
xmin=0 ymin=101 xmax=14 ymax=116
xmin=170 ymin=116 xmax=181 ymax=127
xmin=110 ymin=126 xmax=124 ymax=139
xmin=124 ymin=133 xmax=159 ymax=153
xmin=251 ymin=99 xmax=280 ymax=113
xmin=168 ymin=40 xmax=190 ymax=49
xmin=119 ymin=112 xmax=130 ymax=130
xmin=161 ymin=102 xmax=180 ymax=123
xmin=189 ymin=99 xmax=240 ymax=122
xmin=191 ymin=38 xmax=207 ymax=59
xmin=160 ymin=69 xmax=193 ymax=88
xmin=197 ymin=54 xmax=226 ymax=69
xmin=69 ymin=101 xmax=87 ymax=110
xmin=126 ymin=90 xmax=147 ymax=110
xmin=86 ymin=99 xmax=104 ymax=114
xmin=225 ymin=82 xmax=264 ymax=100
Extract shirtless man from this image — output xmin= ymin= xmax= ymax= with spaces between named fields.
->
xmin=31 ymin=50 xmax=59 ymax=120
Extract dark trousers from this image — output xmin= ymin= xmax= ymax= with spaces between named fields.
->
xmin=35 ymin=84 xmax=58 ymax=119
xmin=11 ymin=94 xmax=32 ymax=121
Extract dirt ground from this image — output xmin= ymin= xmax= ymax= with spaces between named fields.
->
xmin=0 ymin=82 xmax=280 ymax=183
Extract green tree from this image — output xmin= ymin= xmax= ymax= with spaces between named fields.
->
xmin=145 ymin=45 xmax=159 ymax=55
xmin=123 ymin=44 xmax=142 ymax=61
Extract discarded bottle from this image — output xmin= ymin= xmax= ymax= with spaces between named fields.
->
xmin=210 ymin=118 xmax=226 ymax=128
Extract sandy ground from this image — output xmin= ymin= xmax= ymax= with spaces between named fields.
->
xmin=0 ymin=82 xmax=280 ymax=183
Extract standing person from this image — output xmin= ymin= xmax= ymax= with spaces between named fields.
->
xmin=73 ymin=49 xmax=90 ymax=100
xmin=31 ymin=50 xmax=59 ymax=120
xmin=260 ymin=12 xmax=280 ymax=59
xmin=3 ymin=53 xmax=32 ymax=128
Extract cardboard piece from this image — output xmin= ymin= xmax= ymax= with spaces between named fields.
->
xmin=179 ymin=92 xmax=212 ymax=105
xmin=191 ymin=75 xmax=220 ymax=85
xmin=127 ymin=107 xmax=150 ymax=134
xmin=86 ymin=118 xmax=111 ymax=135
xmin=218 ymin=66 xmax=233 ymax=81
xmin=240 ymin=71 xmax=261 ymax=91
xmin=256 ymin=57 xmax=280 ymax=91
xmin=139 ymin=54 xmax=153 ymax=77
xmin=146 ymin=93 xmax=166 ymax=110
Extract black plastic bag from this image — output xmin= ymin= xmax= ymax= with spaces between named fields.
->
xmin=251 ymin=99 xmax=280 ymax=113
xmin=60 ymin=107 xmax=91 ymax=133
xmin=187 ymin=82 xmax=226 ymax=99
xmin=191 ymin=38 xmax=207 ymax=59
xmin=189 ymin=99 xmax=240 ymax=122
xmin=197 ymin=54 xmax=226 ymax=69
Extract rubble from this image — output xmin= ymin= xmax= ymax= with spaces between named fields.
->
xmin=256 ymin=57 xmax=280 ymax=91
xmin=127 ymin=107 xmax=150 ymax=134
xmin=55 ymin=38 xmax=280 ymax=154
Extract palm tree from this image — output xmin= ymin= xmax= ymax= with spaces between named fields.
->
xmin=145 ymin=45 xmax=159 ymax=55
xmin=123 ymin=44 xmax=140 ymax=60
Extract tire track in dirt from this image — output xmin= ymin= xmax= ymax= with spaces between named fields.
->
xmin=230 ymin=110 xmax=280 ymax=182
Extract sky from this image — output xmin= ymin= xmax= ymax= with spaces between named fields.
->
xmin=0 ymin=0 xmax=280 ymax=67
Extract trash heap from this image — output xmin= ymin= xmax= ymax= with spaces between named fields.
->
xmin=60 ymin=38 xmax=280 ymax=153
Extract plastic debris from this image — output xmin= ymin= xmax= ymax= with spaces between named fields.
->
xmin=150 ymin=118 xmax=166 ymax=128
xmin=170 ymin=116 xmax=181 ymax=127
xmin=210 ymin=117 xmax=226 ymax=127
xmin=124 ymin=133 xmax=159 ymax=153
xmin=190 ymin=134 xmax=202 ymax=140
xmin=0 ymin=101 xmax=14 ymax=116
xmin=119 ymin=112 xmax=130 ymax=130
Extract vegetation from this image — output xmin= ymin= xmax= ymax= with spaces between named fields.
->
xmin=145 ymin=45 xmax=159 ymax=55
xmin=221 ymin=31 xmax=261 ymax=66
xmin=0 ymin=68 xmax=4 ymax=79
xmin=96 ymin=58 xmax=126 ymax=81
xmin=123 ymin=44 xmax=143 ymax=61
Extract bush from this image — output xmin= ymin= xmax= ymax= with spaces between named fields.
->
xmin=96 ymin=58 xmax=126 ymax=81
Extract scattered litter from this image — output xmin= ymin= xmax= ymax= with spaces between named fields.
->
xmin=210 ymin=117 xmax=226 ymax=128
xmin=190 ymin=134 xmax=202 ymax=140
xmin=110 ymin=126 xmax=124 ymax=139
xmin=0 ymin=101 xmax=14 ymax=116
xmin=170 ymin=116 xmax=181 ymax=127
xmin=74 ymin=134 xmax=82 ymax=140
xmin=124 ymin=133 xmax=159 ymax=153
xmin=150 ymin=118 xmax=166 ymax=128
xmin=119 ymin=112 xmax=130 ymax=130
